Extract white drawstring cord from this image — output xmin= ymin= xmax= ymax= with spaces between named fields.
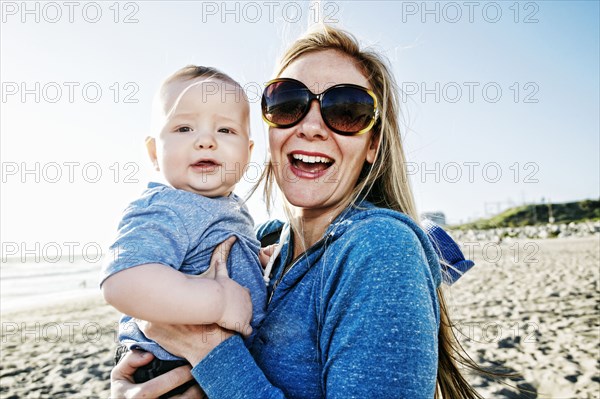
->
xmin=263 ymin=227 xmax=289 ymax=285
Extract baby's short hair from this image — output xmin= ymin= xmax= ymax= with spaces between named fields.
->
xmin=164 ymin=65 xmax=244 ymax=92
xmin=150 ymin=65 xmax=249 ymax=135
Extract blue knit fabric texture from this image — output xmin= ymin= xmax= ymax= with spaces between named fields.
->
xmin=191 ymin=201 xmax=441 ymax=398
xmin=101 ymin=182 xmax=266 ymax=360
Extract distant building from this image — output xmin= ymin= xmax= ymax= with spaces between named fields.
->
xmin=421 ymin=211 xmax=446 ymax=226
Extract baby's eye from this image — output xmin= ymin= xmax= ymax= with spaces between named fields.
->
xmin=175 ymin=126 xmax=192 ymax=133
xmin=218 ymin=128 xmax=234 ymax=134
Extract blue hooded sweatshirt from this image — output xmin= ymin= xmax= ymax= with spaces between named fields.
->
xmin=191 ymin=201 xmax=441 ymax=398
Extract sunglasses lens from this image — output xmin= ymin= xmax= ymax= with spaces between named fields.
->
xmin=262 ymin=80 xmax=310 ymax=127
xmin=322 ymin=87 xmax=376 ymax=134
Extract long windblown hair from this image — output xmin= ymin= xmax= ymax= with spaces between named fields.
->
xmin=255 ymin=24 xmax=485 ymax=399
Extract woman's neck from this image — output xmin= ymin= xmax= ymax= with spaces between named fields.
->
xmin=289 ymin=204 xmax=346 ymax=260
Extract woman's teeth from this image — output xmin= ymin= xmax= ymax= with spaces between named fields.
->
xmin=290 ymin=153 xmax=334 ymax=173
xmin=291 ymin=153 xmax=333 ymax=164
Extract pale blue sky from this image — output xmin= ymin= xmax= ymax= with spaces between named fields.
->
xmin=1 ymin=1 xmax=598 ymax=250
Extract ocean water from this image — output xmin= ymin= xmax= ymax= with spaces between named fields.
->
xmin=0 ymin=257 xmax=103 ymax=313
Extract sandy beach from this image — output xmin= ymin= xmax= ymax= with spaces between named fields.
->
xmin=1 ymin=236 xmax=598 ymax=398
xmin=448 ymin=236 xmax=600 ymax=399
xmin=0 ymin=295 xmax=120 ymax=398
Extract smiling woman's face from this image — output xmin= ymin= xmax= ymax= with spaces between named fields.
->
xmin=269 ymin=49 xmax=378 ymax=214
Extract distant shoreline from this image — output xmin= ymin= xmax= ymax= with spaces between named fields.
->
xmin=1 ymin=262 xmax=102 ymax=314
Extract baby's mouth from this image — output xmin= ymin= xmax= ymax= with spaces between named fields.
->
xmin=289 ymin=153 xmax=334 ymax=174
xmin=192 ymin=160 xmax=218 ymax=167
xmin=190 ymin=159 xmax=221 ymax=171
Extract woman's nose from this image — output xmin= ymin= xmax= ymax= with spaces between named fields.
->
xmin=296 ymin=100 xmax=330 ymax=140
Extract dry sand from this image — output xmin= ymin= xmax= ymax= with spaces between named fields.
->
xmin=1 ymin=236 xmax=598 ymax=398
xmin=447 ymin=236 xmax=600 ymax=399
xmin=1 ymin=295 xmax=119 ymax=398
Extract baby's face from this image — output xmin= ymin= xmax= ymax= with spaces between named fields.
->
xmin=148 ymin=78 xmax=253 ymax=197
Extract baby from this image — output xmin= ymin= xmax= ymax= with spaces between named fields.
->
xmin=100 ymin=65 xmax=266 ymax=397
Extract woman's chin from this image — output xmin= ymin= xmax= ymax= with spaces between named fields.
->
xmin=284 ymin=188 xmax=346 ymax=215
xmin=283 ymin=189 xmax=326 ymax=209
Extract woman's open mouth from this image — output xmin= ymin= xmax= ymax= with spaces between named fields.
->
xmin=288 ymin=152 xmax=334 ymax=179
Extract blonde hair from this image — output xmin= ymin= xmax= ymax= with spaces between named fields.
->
xmin=259 ymin=27 xmax=417 ymax=220
xmin=255 ymin=25 xmax=485 ymax=399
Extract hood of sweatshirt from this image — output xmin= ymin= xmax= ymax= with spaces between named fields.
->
xmin=256 ymin=201 xmax=443 ymax=303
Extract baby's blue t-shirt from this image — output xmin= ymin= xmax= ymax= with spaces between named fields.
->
xmin=101 ymin=182 xmax=266 ymax=360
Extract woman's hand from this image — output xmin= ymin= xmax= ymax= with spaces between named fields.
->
xmin=175 ymin=236 xmax=253 ymax=336
xmin=189 ymin=236 xmax=253 ymax=335
xmin=214 ymin=257 xmax=253 ymax=336
xmin=110 ymin=349 xmax=204 ymax=399
xmin=258 ymin=244 xmax=277 ymax=269
xmin=208 ymin=236 xmax=252 ymax=336
xmin=138 ymin=321 xmax=234 ymax=368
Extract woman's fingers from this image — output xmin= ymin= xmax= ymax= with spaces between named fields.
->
xmin=140 ymin=365 xmax=195 ymax=397
xmin=111 ymin=350 xmax=193 ymax=398
xmin=211 ymin=236 xmax=237 ymax=277
xmin=172 ymin=384 xmax=207 ymax=399
xmin=111 ymin=349 xmax=154 ymax=382
xmin=263 ymin=244 xmax=277 ymax=257
xmin=258 ymin=244 xmax=277 ymax=268
xmin=216 ymin=236 xmax=237 ymax=263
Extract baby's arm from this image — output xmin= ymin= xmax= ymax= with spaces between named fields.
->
xmin=102 ymin=262 xmax=252 ymax=335
xmin=102 ymin=202 xmax=252 ymax=335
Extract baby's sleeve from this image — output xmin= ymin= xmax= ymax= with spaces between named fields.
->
xmin=100 ymin=204 xmax=190 ymax=285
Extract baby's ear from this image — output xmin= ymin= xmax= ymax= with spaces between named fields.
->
xmin=145 ymin=136 xmax=159 ymax=171
xmin=248 ymin=139 xmax=255 ymax=155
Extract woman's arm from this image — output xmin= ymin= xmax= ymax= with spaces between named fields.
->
xmin=102 ymin=261 xmax=253 ymax=335
xmin=318 ymin=218 xmax=439 ymax=398
xmin=138 ymin=322 xmax=287 ymax=398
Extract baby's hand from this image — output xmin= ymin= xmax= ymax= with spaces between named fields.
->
xmin=258 ymin=245 xmax=277 ymax=269
xmin=215 ymin=260 xmax=253 ymax=337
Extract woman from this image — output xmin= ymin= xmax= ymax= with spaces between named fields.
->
xmin=112 ymin=25 xmax=481 ymax=398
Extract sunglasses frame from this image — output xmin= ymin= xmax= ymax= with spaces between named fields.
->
xmin=261 ymin=78 xmax=380 ymax=136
